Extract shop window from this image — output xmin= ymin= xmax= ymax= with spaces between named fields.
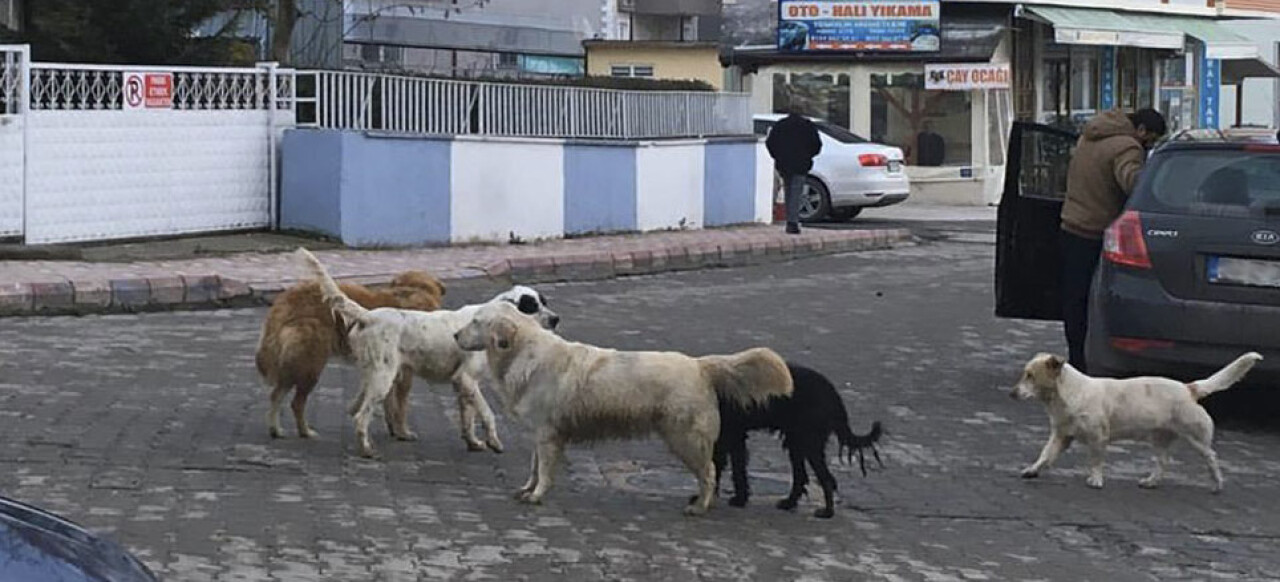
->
xmin=871 ymin=72 xmax=972 ymax=167
xmin=771 ymin=72 xmax=851 ymax=130
xmin=1070 ymin=48 xmax=1099 ymax=112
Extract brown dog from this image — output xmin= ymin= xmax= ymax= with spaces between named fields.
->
xmin=256 ymin=271 xmax=446 ymax=440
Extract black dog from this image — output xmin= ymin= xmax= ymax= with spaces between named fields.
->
xmin=712 ymin=362 xmax=883 ymax=518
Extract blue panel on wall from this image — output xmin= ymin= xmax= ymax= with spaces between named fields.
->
xmin=280 ymin=129 xmax=343 ymax=237
xmin=703 ymin=140 xmax=757 ymax=226
xmin=563 ymin=143 xmax=637 ymax=234
xmin=341 ymin=134 xmax=452 ymax=246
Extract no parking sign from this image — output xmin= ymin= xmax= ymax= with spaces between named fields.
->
xmin=123 ymin=72 xmax=174 ymax=110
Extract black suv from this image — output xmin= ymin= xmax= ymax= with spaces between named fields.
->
xmin=996 ymin=123 xmax=1280 ymax=382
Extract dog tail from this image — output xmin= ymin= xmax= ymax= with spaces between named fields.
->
xmin=836 ymin=420 xmax=884 ymax=477
xmin=698 ymin=347 xmax=793 ymax=408
xmin=296 ymin=248 xmax=370 ymax=327
xmin=1189 ymin=352 xmax=1263 ymax=400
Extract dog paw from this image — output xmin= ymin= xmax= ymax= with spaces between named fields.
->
xmin=1020 ymin=468 xmax=1040 ymax=479
xmin=465 ymin=440 xmax=488 ymax=452
xmin=299 ymin=429 xmax=320 ymax=439
xmin=269 ymin=427 xmax=285 ymax=439
xmin=1086 ymin=476 xmax=1104 ymax=489
xmin=514 ymin=488 xmax=534 ymax=501
xmin=1138 ymin=477 xmax=1160 ymax=489
xmin=486 ymin=438 xmax=505 ymax=454
xmin=776 ymin=498 xmax=799 ymax=511
xmin=394 ymin=431 xmax=419 ymax=442
xmin=683 ymin=505 xmax=708 ymax=517
xmin=813 ymin=507 xmax=835 ymax=519
xmin=519 ymin=493 xmax=544 ymax=505
xmin=728 ymin=495 xmax=748 ymax=508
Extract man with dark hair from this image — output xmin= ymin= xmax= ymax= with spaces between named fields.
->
xmin=1059 ymin=108 xmax=1167 ymax=372
xmin=766 ymin=107 xmax=822 ymax=235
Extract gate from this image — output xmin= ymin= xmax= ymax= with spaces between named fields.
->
xmin=0 ymin=46 xmax=296 ymax=244
xmin=0 ymin=45 xmax=26 ymax=238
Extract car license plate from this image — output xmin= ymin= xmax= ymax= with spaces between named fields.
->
xmin=887 ymin=161 xmax=902 ymax=173
xmin=1208 ymin=256 xmax=1280 ymax=288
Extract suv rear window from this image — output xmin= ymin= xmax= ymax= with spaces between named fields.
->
xmin=1137 ymin=147 xmax=1280 ymax=215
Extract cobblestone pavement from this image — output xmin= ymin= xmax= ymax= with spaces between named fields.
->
xmin=2 ymin=240 xmax=1279 ymax=581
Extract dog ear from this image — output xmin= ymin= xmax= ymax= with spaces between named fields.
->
xmin=517 ymin=294 xmax=540 ymax=315
xmin=490 ymin=318 xmax=518 ymax=350
xmin=1046 ymin=355 xmax=1065 ymax=376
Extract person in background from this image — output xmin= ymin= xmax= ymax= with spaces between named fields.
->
xmin=766 ymin=107 xmax=822 ymax=235
xmin=1060 ymin=108 xmax=1167 ymax=372
xmin=915 ymin=121 xmax=945 ymax=167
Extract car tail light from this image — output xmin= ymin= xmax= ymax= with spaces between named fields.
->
xmin=1103 ymin=210 xmax=1152 ymax=269
xmin=1111 ymin=337 xmax=1175 ymax=353
xmin=858 ymin=153 xmax=888 ymax=167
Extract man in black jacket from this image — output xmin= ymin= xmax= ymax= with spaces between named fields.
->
xmin=766 ymin=109 xmax=822 ymax=234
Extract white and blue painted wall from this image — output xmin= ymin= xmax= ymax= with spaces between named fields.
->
xmin=281 ymin=129 xmax=772 ymax=247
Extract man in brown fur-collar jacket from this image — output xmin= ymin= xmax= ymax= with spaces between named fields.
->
xmin=1060 ymin=108 xmax=1166 ymax=372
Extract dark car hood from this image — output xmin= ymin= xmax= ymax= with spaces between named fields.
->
xmin=0 ymin=496 xmax=156 ymax=582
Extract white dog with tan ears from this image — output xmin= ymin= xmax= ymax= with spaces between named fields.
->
xmin=1011 ymin=352 xmax=1262 ymax=492
xmin=453 ymin=301 xmax=794 ymax=515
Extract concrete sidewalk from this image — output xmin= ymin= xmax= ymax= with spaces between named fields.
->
xmin=0 ymin=225 xmax=912 ymax=316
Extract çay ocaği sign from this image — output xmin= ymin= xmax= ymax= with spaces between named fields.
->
xmin=778 ymin=1 xmax=941 ymax=52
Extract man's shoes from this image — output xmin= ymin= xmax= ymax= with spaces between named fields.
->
xmin=786 ymin=222 xmax=801 ymax=235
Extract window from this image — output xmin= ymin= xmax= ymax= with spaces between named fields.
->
xmin=871 ymin=72 xmax=972 ymax=167
xmin=771 ymin=72 xmax=851 ymax=129
xmin=610 ymin=64 xmax=653 ymax=78
xmin=1069 ymin=48 xmax=1099 ymax=112
xmin=0 ymin=0 xmax=18 ymax=31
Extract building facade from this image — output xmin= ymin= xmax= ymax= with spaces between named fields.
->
xmin=722 ymin=0 xmax=1280 ymax=205
xmin=291 ymin=0 xmax=604 ymax=77
xmin=586 ymin=0 xmax=725 ymax=87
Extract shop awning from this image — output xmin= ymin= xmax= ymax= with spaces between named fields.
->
xmin=1021 ymin=5 xmax=1280 ymax=82
xmin=1022 ymin=6 xmax=1184 ymax=49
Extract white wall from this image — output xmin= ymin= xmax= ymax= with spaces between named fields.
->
xmin=24 ymin=110 xmax=288 ymax=244
xmin=1220 ymin=20 xmax=1280 ymax=129
xmin=0 ymin=116 xmax=21 ymax=236
xmin=451 ymin=137 xmax=565 ymax=243
xmin=754 ymin=141 xmax=774 ymax=223
xmin=635 ymin=141 xmax=705 ymax=231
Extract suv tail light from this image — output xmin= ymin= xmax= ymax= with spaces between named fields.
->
xmin=858 ymin=153 xmax=888 ymax=167
xmin=1103 ymin=210 xmax=1152 ymax=269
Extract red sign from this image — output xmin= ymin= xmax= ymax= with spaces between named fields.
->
xmin=124 ymin=72 xmax=174 ymax=110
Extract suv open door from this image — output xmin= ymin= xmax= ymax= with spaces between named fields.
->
xmin=995 ymin=122 xmax=1079 ymax=321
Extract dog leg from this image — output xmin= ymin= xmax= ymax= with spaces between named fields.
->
xmin=1022 ymin=433 xmax=1073 ymax=479
xmin=290 ymin=382 xmax=321 ymax=439
xmin=516 ymin=448 xmax=540 ymax=499
xmin=1185 ymin=434 xmax=1225 ymax=493
xmin=1139 ymin=432 xmax=1176 ymax=489
xmin=469 ymin=376 xmax=504 ymax=453
xmin=522 ymin=432 xmax=564 ymax=505
xmin=267 ymin=384 xmax=290 ymax=439
xmin=805 ymin=443 xmax=839 ymax=519
xmin=728 ymin=436 xmax=751 ymax=508
xmin=353 ymin=367 xmax=398 ymax=459
xmin=693 ymin=439 xmax=731 ymax=506
xmin=1084 ymin=439 xmax=1107 ymax=489
xmin=777 ymin=446 xmax=809 ymax=511
xmin=451 ymin=375 xmax=488 ymax=452
xmin=384 ymin=369 xmax=418 ymax=441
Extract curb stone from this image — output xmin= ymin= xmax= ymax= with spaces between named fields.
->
xmin=1 ymin=228 xmax=913 ymax=317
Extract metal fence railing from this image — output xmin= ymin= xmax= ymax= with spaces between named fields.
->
xmin=296 ymin=70 xmax=753 ymax=139
xmin=27 ymin=62 xmax=296 ymax=111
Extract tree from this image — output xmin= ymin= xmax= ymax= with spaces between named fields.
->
xmin=21 ymin=0 xmax=267 ymax=65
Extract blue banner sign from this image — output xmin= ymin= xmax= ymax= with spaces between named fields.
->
xmin=1199 ymin=53 xmax=1220 ymax=129
xmin=778 ymin=1 xmax=942 ymax=52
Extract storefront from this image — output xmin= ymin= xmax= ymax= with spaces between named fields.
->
xmin=723 ymin=3 xmax=1015 ymax=205
xmin=1011 ymin=5 xmax=1280 ymax=133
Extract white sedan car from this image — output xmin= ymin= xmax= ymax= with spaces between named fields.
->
xmin=754 ymin=114 xmax=910 ymax=222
